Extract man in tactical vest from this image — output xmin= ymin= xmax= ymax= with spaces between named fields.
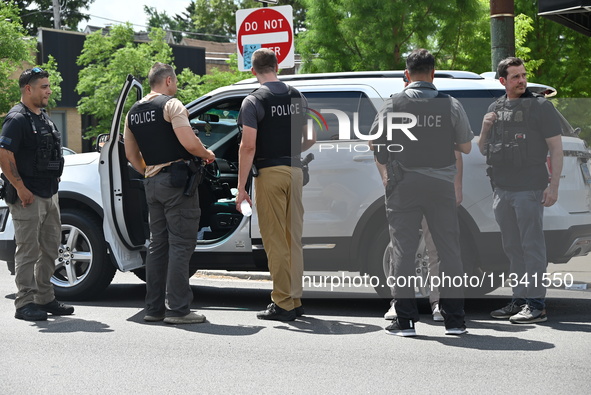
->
xmin=372 ymin=49 xmax=473 ymax=336
xmin=0 ymin=67 xmax=74 ymax=321
xmin=124 ymin=62 xmax=215 ymax=325
xmin=236 ymin=48 xmax=315 ymax=321
xmin=478 ymin=57 xmax=563 ymax=324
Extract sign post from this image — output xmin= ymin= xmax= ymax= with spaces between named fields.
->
xmin=236 ymin=5 xmax=294 ymax=71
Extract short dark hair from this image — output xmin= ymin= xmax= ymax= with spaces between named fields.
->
xmin=405 ymin=49 xmax=435 ymax=75
xmin=19 ymin=67 xmax=49 ymax=88
xmin=497 ymin=57 xmax=524 ymax=79
xmin=148 ymin=62 xmax=175 ymax=88
xmin=251 ymin=48 xmax=277 ymax=74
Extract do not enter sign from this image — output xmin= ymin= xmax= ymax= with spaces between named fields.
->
xmin=236 ymin=5 xmax=294 ymax=71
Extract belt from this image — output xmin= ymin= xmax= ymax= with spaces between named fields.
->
xmin=255 ymin=156 xmax=302 ymax=169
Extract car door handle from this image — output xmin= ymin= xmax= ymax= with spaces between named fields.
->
xmin=353 ymin=155 xmax=375 ymax=162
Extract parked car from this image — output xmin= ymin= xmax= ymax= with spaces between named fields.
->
xmin=1 ymin=71 xmax=590 ymax=299
xmin=62 ymin=147 xmax=77 ymax=156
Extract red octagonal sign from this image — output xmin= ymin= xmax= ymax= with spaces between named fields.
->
xmin=236 ymin=6 xmax=294 ymax=71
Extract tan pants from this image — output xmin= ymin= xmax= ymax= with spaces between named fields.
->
xmin=255 ymin=166 xmax=304 ymax=311
xmin=9 ymin=194 xmax=61 ymax=309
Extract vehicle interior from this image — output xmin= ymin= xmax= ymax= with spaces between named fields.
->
xmin=111 ymin=95 xmax=247 ymax=249
xmin=189 ymin=97 xmax=246 ymax=243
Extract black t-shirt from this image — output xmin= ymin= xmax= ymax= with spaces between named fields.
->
xmin=487 ymin=90 xmax=561 ymax=191
xmin=0 ymin=104 xmax=59 ymax=198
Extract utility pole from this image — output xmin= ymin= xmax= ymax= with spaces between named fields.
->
xmin=490 ymin=0 xmax=515 ymax=74
xmin=52 ymin=0 xmax=61 ymax=29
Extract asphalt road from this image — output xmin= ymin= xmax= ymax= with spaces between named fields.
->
xmin=1 ymin=260 xmax=590 ymax=394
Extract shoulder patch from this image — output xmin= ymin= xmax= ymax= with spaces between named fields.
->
xmin=0 ymin=135 xmax=13 ymax=146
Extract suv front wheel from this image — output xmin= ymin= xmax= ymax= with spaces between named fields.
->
xmin=52 ymin=209 xmax=116 ymax=300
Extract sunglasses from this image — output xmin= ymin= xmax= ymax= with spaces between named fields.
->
xmin=23 ymin=67 xmax=44 ymax=86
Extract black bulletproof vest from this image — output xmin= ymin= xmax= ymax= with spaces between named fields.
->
xmin=490 ymin=92 xmax=548 ymax=167
xmin=127 ymin=95 xmax=192 ymax=165
xmin=11 ymin=103 xmax=63 ymax=179
xmin=388 ymin=92 xmax=455 ymax=168
xmin=250 ymin=85 xmax=306 ymax=160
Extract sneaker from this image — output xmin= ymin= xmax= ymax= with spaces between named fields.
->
xmin=384 ymin=304 xmax=397 ymax=320
xmin=295 ymin=305 xmax=305 ymax=317
xmin=445 ymin=326 xmax=468 ymax=335
xmin=509 ymin=305 xmax=547 ymax=324
xmin=143 ymin=314 xmax=165 ymax=322
xmin=432 ymin=303 xmax=444 ymax=322
xmin=385 ymin=319 xmax=416 ymax=337
xmin=37 ymin=299 xmax=74 ymax=316
xmin=490 ymin=301 xmax=524 ymax=319
xmin=15 ymin=303 xmax=47 ymax=321
xmin=163 ymin=312 xmax=206 ymax=324
xmin=257 ymin=303 xmax=296 ymax=321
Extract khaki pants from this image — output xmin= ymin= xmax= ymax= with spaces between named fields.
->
xmin=255 ymin=166 xmax=304 ymax=311
xmin=9 ymin=194 xmax=61 ymax=309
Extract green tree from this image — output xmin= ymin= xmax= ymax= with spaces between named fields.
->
xmin=0 ymin=1 xmax=35 ymax=115
xmin=14 ymin=0 xmax=95 ymax=35
xmin=297 ymin=0 xmax=489 ymax=73
xmin=43 ymin=54 xmax=62 ymax=108
xmin=176 ymin=53 xmax=251 ymax=103
xmin=145 ymin=3 xmax=197 ymax=43
xmin=190 ymin=0 xmax=305 ymax=42
xmin=513 ymin=1 xmax=591 ymax=144
xmin=1 ymin=1 xmax=61 ymax=117
xmin=428 ymin=0 xmax=491 ymax=73
xmin=76 ymin=25 xmax=180 ymax=138
xmin=514 ymin=1 xmax=591 ymax=98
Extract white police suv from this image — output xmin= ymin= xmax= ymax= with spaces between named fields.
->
xmin=1 ymin=71 xmax=590 ymax=299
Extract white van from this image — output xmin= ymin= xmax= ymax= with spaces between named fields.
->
xmin=1 ymin=70 xmax=590 ymax=299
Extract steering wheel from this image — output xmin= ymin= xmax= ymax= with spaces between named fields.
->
xmin=204 ymin=159 xmax=221 ymax=181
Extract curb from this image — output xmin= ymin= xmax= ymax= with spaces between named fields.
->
xmin=195 ymin=270 xmax=271 ymax=281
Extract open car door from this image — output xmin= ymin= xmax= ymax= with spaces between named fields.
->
xmin=98 ymin=75 xmax=148 ymax=271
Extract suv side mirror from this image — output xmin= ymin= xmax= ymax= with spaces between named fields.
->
xmin=96 ymin=134 xmax=110 ymax=152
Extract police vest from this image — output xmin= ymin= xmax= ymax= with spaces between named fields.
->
xmin=127 ymin=95 xmax=192 ymax=165
xmin=388 ymin=92 xmax=455 ymax=168
xmin=250 ymin=85 xmax=306 ymax=162
xmin=487 ymin=91 xmax=548 ymax=168
xmin=11 ymin=103 xmax=63 ymax=179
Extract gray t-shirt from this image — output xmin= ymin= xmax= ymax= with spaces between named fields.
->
xmin=370 ymin=81 xmax=474 ymax=182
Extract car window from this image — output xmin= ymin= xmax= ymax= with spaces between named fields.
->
xmin=189 ymin=98 xmax=243 ymax=148
xmin=303 ymin=91 xmax=378 ymax=141
xmin=443 ymin=90 xmax=505 ymax=135
xmin=62 ymin=147 xmax=76 ymax=155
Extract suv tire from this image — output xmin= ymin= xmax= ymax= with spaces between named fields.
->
xmin=52 ymin=209 xmax=115 ymax=300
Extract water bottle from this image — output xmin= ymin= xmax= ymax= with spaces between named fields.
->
xmin=240 ymin=200 xmax=252 ymax=217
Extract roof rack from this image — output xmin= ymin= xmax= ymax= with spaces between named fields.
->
xmin=234 ymin=70 xmax=484 ymax=85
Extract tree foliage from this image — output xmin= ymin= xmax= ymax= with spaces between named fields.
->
xmin=43 ymin=55 xmax=62 ymax=109
xmin=13 ymin=0 xmax=94 ymax=35
xmin=145 ymin=3 xmax=197 ymax=43
xmin=513 ymin=1 xmax=591 ymax=143
xmin=76 ymin=25 xmax=178 ymax=138
xmin=0 ymin=1 xmax=35 ymax=115
xmin=297 ymin=0 xmax=490 ymax=73
xmin=189 ymin=0 xmax=305 ymax=42
xmin=177 ymin=53 xmax=252 ymax=103
xmin=76 ymin=23 xmax=254 ymax=139
xmin=1 ymin=1 xmax=61 ymax=117
xmin=515 ymin=1 xmax=591 ymax=98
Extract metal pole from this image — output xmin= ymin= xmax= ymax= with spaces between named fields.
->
xmin=490 ymin=0 xmax=515 ymax=74
xmin=52 ymin=0 xmax=61 ymax=29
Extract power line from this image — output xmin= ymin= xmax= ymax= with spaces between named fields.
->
xmin=84 ymin=14 xmax=234 ymax=40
